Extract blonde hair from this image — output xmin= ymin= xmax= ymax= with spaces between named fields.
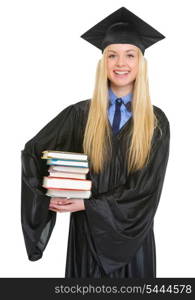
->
xmin=83 ymin=46 xmax=159 ymax=174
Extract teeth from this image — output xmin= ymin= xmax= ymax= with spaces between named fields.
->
xmin=114 ymin=71 xmax=129 ymax=75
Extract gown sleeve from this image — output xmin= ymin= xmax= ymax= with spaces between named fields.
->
xmin=83 ymin=111 xmax=170 ymax=274
xmin=21 ymin=104 xmax=77 ymax=261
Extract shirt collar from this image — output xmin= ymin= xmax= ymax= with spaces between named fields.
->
xmin=108 ymin=87 xmax=133 ymax=105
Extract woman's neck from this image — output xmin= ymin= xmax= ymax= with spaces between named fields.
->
xmin=110 ymin=84 xmax=133 ymax=97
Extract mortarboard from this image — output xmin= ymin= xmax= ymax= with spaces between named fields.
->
xmin=80 ymin=7 xmax=165 ymax=55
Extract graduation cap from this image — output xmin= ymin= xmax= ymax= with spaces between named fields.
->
xmin=80 ymin=7 xmax=165 ymax=55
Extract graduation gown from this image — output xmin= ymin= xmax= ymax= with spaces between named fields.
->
xmin=21 ymin=99 xmax=170 ymax=278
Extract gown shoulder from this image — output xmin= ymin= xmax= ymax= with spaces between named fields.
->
xmin=153 ymin=104 xmax=170 ymax=125
xmin=73 ymin=98 xmax=91 ymax=114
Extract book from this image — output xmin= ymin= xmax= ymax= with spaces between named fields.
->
xmin=46 ymin=188 xmax=91 ymax=198
xmin=42 ymin=176 xmax=91 ymax=191
xmin=48 ymin=165 xmax=89 ymax=174
xmin=42 ymin=150 xmax=88 ymax=161
xmin=48 ymin=171 xmax=86 ymax=180
xmin=46 ymin=159 xmax=88 ymax=168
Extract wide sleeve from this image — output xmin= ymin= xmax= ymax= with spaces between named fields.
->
xmin=21 ymin=104 xmax=77 ymax=261
xmin=83 ymin=113 xmax=170 ymax=274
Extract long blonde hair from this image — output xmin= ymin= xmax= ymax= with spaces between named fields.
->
xmin=83 ymin=46 xmax=158 ymax=174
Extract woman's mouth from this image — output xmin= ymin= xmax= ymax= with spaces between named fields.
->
xmin=113 ymin=70 xmax=130 ymax=78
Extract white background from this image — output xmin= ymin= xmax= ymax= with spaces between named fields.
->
xmin=0 ymin=0 xmax=194 ymax=277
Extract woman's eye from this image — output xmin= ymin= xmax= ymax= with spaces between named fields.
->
xmin=108 ymin=54 xmax=134 ymax=58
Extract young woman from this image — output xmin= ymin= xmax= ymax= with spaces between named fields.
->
xmin=21 ymin=7 xmax=170 ymax=278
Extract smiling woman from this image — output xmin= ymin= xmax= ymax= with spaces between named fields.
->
xmin=21 ymin=7 xmax=170 ymax=279
xmin=107 ymin=45 xmax=139 ymax=95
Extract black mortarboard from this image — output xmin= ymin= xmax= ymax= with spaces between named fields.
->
xmin=80 ymin=7 xmax=165 ymax=55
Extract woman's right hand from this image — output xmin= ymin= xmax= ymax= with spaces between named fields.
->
xmin=49 ymin=197 xmax=71 ymax=212
xmin=49 ymin=197 xmax=85 ymax=212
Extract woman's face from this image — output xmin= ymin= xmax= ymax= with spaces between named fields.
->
xmin=106 ymin=44 xmax=139 ymax=89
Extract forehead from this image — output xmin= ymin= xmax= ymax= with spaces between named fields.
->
xmin=107 ymin=44 xmax=138 ymax=52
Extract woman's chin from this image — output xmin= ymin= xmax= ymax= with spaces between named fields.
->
xmin=110 ymin=80 xmax=133 ymax=88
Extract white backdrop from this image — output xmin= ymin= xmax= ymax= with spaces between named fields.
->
xmin=0 ymin=0 xmax=194 ymax=277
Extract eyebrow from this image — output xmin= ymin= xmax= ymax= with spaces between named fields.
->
xmin=108 ymin=49 xmax=136 ymax=53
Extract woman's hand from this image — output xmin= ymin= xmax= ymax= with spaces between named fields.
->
xmin=49 ymin=197 xmax=85 ymax=213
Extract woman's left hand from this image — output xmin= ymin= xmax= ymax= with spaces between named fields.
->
xmin=49 ymin=197 xmax=85 ymax=213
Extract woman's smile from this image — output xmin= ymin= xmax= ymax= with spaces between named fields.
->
xmin=113 ymin=70 xmax=130 ymax=78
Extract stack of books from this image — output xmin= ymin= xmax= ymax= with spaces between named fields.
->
xmin=41 ymin=150 xmax=92 ymax=199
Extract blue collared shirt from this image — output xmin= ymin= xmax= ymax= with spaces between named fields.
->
xmin=108 ymin=87 xmax=133 ymax=130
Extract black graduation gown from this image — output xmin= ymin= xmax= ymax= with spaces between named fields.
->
xmin=21 ymin=99 xmax=170 ymax=278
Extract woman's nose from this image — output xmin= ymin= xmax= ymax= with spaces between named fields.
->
xmin=116 ymin=56 xmax=126 ymax=66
